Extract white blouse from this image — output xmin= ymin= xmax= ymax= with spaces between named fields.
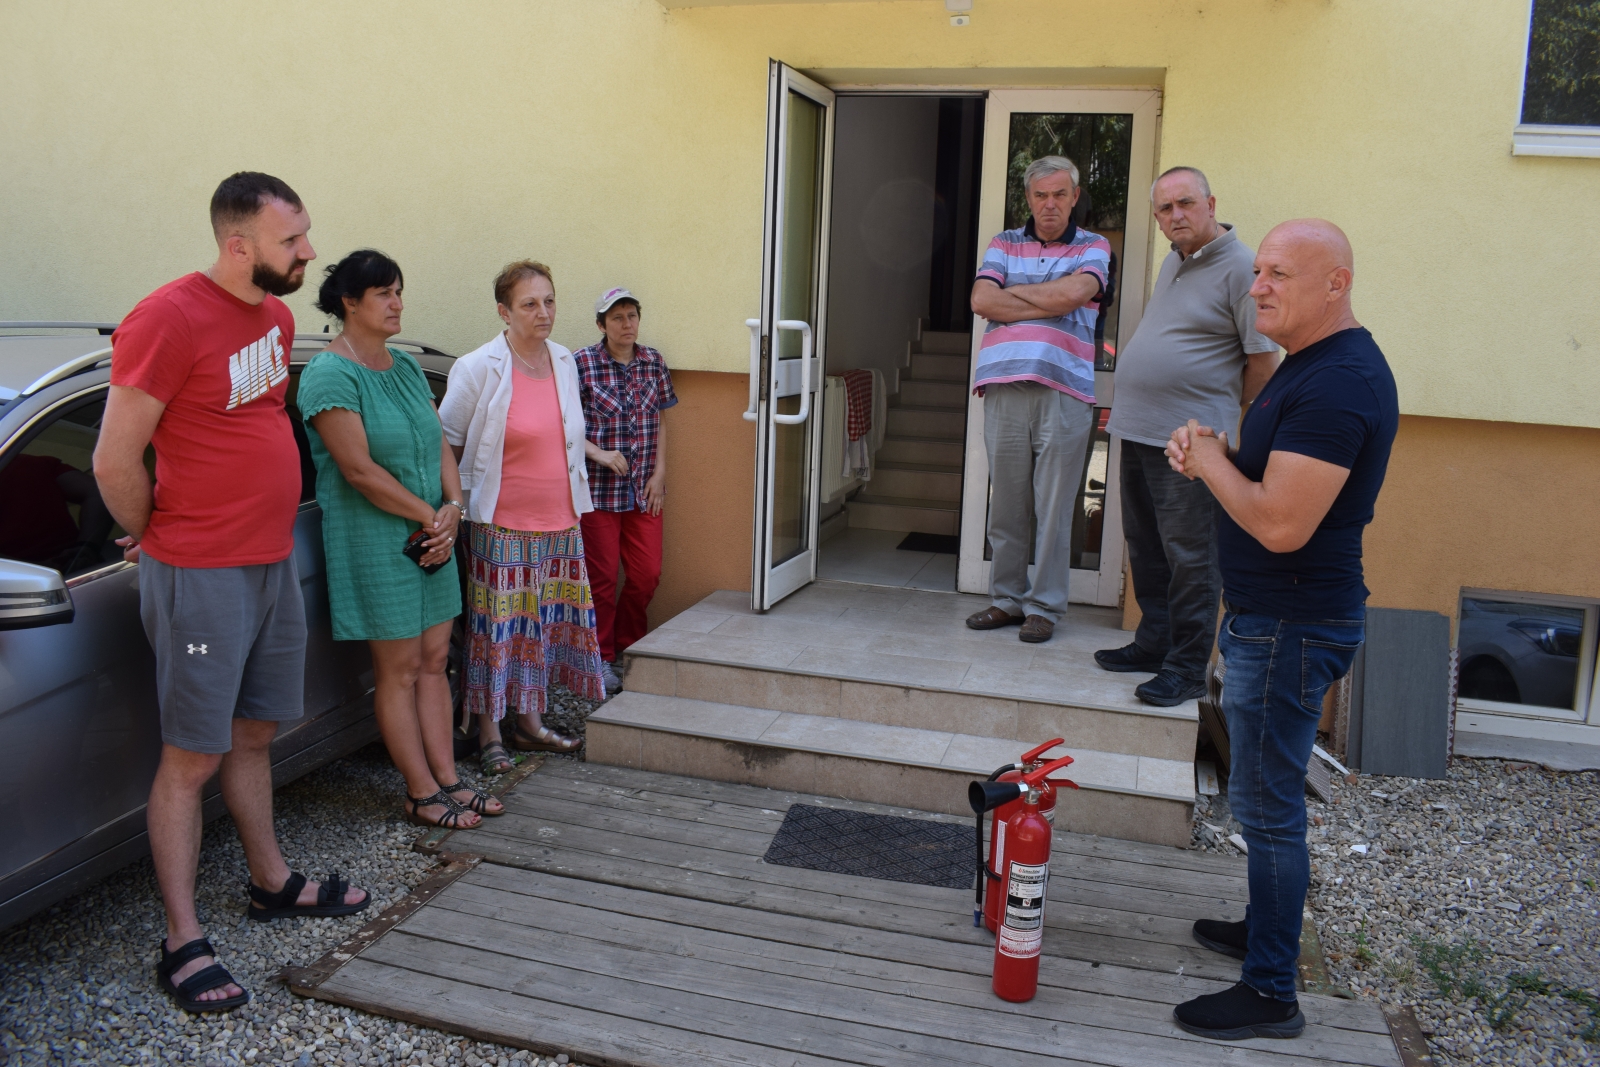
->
xmin=438 ymin=333 xmax=593 ymax=525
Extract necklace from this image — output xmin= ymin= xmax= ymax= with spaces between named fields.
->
xmin=338 ymin=333 xmax=392 ymax=371
xmin=505 ymin=331 xmax=552 ymax=379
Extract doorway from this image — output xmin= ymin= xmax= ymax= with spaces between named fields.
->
xmin=815 ymin=93 xmax=985 ymax=590
xmin=746 ymin=70 xmax=1161 ymax=611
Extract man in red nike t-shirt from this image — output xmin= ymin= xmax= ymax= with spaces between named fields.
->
xmin=94 ymin=173 xmax=368 ymax=1013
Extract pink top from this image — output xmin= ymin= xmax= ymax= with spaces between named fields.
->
xmin=493 ymin=368 xmax=579 ymax=532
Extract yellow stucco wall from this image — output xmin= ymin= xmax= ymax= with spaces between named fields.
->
xmin=2 ymin=0 xmax=1595 ymax=428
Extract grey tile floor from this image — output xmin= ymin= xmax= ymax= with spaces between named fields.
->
xmin=817 ymin=526 xmax=958 ymax=590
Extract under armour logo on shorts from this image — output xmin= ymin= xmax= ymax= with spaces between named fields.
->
xmin=187 ymin=643 xmax=208 ymax=655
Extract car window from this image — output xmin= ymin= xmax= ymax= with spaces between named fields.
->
xmin=0 ymin=391 xmax=150 ymax=578
xmin=283 ymin=365 xmax=318 ymax=503
xmin=425 ymin=370 xmax=448 ymax=407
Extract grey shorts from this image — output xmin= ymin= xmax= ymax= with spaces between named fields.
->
xmin=139 ymin=554 xmax=307 ymax=754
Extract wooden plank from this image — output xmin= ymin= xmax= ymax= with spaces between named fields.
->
xmin=503 ymin=774 xmax=1250 ymax=917
xmin=434 ymin=876 xmax=1398 ymax=1056
xmin=315 ymin=959 xmax=862 ymax=1067
xmin=391 ymin=901 xmax=1398 ymax=1067
xmin=447 ymin=823 xmax=1247 ymax=979
xmin=540 ymin=758 xmax=972 ymax=822
xmin=456 ymin=862 xmax=1391 ymax=1036
xmin=363 ymin=931 xmax=1101 ymax=1067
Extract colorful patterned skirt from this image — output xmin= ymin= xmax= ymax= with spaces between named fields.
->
xmin=464 ymin=522 xmax=605 ymax=722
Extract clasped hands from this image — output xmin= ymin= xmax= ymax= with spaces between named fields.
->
xmin=1165 ymin=419 xmax=1231 ymax=481
xmin=416 ymin=502 xmax=462 ymax=567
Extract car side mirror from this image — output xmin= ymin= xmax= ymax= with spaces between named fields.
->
xmin=0 ymin=559 xmax=75 ymax=631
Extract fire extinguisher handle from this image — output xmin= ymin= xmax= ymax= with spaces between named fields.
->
xmin=1019 ymin=738 xmax=1066 ymax=764
xmin=1022 ymin=754 xmax=1077 ymax=787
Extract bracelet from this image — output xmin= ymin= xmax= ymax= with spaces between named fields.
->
xmin=442 ymin=499 xmax=464 ymax=512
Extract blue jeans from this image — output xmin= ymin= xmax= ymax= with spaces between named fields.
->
xmin=1219 ymin=608 xmax=1364 ymax=1000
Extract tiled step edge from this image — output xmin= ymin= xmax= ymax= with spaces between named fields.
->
xmin=624 ymin=646 xmax=1199 ymax=724
xmin=589 ymin=691 xmax=1195 ymax=806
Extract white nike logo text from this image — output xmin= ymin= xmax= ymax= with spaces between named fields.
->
xmin=226 ymin=325 xmax=287 ymax=410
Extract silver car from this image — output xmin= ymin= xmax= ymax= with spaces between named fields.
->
xmin=0 ymin=322 xmax=459 ymax=930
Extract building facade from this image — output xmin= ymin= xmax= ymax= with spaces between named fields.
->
xmin=4 ymin=0 xmax=1598 ymax=761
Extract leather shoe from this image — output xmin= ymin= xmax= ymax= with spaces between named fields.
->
xmin=966 ymin=606 xmax=1024 ymax=630
xmin=1094 ymin=641 xmax=1166 ymax=674
xmin=1134 ymin=668 xmax=1206 ymax=707
xmin=1192 ymin=918 xmax=1248 ymax=960
xmin=1018 ymin=615 xmax=1054 ymax=643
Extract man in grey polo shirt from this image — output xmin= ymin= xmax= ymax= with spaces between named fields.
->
xmin=1097 ymin=166 xmax=1279 ymax=705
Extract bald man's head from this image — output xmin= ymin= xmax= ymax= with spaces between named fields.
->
xmin=1249 ymin=218 xmax=1359 ymax=352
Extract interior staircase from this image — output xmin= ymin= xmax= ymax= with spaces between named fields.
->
xmin=588 ymin=582 xmax=1198 ymax=847
xmin=846 ymin=328 xmax=970 ymax=537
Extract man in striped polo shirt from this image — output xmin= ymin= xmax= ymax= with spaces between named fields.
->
xmin=965 ymin=155 xmax=1112 ymax=643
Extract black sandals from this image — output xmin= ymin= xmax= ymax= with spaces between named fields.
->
xmin=441 ymin=780 xmax=504 ymax=816
xmin=479 ymin=741 xmax=515 ymax=776
xmin=246 ymin=871 xmax=371 ymax=922
xmin=156 ymin=937 xmax=250 ymax=1014
xmin=404 ymin=788 xmax=478 ymax=829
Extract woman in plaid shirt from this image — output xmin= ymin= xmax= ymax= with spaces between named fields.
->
xmin=575 ymin=288 xmax=677 ymax=695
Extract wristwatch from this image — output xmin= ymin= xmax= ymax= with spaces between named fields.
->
xmin=443 ymin=499 xmax=464 ymax=512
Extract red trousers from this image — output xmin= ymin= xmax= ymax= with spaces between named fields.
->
xmin=580 ymin=508 xmax=663 ymax=662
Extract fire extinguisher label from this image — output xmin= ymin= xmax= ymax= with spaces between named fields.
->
xmin=998 ymin=861 xmax=1048 ymax=958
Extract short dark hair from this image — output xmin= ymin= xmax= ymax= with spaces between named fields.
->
xmin=597 ymin=297 xmax=641 ymax=326
xmin=494 ymin=260 xmax=554 ymax=308
xmin=315 ymin=249 xmax=403 ymax=321
xmin=210 ymin=171 xmax=303 ymax=236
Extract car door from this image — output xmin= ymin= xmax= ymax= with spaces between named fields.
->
xmin=0 ymin=377 xmax=158 ymax=916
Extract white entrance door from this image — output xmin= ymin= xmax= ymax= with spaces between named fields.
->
xmin=955 ymin=89 xmax=1161 ymax=608
xmin=746 ymin=62 xmax=835 ymax=611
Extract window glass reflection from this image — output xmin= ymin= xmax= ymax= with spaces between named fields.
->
xmin=1458 ymin=597 xmax=1586 ymax=710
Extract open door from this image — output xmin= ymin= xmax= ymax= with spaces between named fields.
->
xmin=956 ymin=89 xmax=1161 ymax=607
xmin=745 ymin=62 xmax=834 ymax=611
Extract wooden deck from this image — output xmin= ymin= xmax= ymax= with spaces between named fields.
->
xmin=288 ymin=760 xmax=1401 ymax=1067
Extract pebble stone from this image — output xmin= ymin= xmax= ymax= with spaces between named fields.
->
xmin=1193 ymin=756 xmax=1600 ymax=1066
xmin=0 ymin=687 xmax=603 ymax=1067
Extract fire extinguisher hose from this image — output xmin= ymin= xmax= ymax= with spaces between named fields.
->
xmin=975 ymin=763 xmax=1018 ymax=926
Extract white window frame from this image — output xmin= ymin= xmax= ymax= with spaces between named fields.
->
xmin=1512 ymin=1 xmax=1600 ymax=157
xmin=1456 ymin=587 xmax=1600 ymax=724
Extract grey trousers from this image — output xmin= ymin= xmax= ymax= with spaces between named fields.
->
xmin=983 ymin=381 xmax=1094 ymax=624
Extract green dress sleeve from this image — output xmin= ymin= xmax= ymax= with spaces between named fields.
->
xmin=297 ymin=351 xmax=363 ymax=422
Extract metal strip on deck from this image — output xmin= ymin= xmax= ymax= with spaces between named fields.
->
xmin=290 ymin=760 xmax=1401 ymax=1067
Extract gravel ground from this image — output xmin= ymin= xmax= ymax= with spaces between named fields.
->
xmin=0 ymin=687 xmax=602 ymax=1067
xmin=1194 ymin=756 xmax=1600 ymax=1066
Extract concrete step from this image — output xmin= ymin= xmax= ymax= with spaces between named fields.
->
xmin=608 ymin=583 xmax=1199 ymax=846
xmin=587 ymin=691 xmax=1194 ymax=842
xmin=916 ymin=330 xmax=972 ymax=355
xmin=898 ymin=379 xmax=967 ymax=410
xmin=868 ymin=462 xmax=962 ymax=503
xmin=847 ymin=494 xmax=959 ymax=535
xmin=887 ymin=405 xmax=965 ymax=440
xmin=909 ymin=352 xmax=969 ymax=383
xmin=877 ymin=435 xmax=965 ymax=467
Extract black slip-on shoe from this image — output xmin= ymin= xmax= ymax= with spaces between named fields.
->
xmin=1174 ymin=981 xmax=1305 ymax=1041
xmin=1093 ymin=642 xmax=1167 ymax=674
xmin=1192 ymin=918 xmax=1248 ymax=960
xmin=1135 ymin=668 xmax=1207 ymax=707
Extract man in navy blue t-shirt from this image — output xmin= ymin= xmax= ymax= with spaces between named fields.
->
xmin=1164 ymin=219 xmax=1399 ymax=1041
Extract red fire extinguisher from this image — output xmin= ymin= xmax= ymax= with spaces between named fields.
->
xmin=968 ymin=755 xmax=1078 ymax=1003
xmin=975 ymin=739 xmax=1071 ymax=933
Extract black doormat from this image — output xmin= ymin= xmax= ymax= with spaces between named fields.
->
xmin=761 ymin=804 xmax=973 ymax=889
xmin=897 ymin=532 xmax=961 ymax=555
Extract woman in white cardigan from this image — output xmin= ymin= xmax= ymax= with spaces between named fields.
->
xmin=439 ymin=260 xmax=627 ymax=774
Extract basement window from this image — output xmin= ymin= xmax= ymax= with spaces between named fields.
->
xmin=1514 ymin=0 xmax=1600 ymax=156
xmin=1456 ymin=589 xmax=1599 ymax=721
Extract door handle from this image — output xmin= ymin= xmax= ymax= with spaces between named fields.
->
xmin=741 ymin=318 xmax=760 ymax=422
xmin=772 ymin=319 xmax=813 ymax=426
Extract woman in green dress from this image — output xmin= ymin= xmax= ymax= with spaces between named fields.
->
xmin=298 ymin=249 xmax=501 ymax=829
